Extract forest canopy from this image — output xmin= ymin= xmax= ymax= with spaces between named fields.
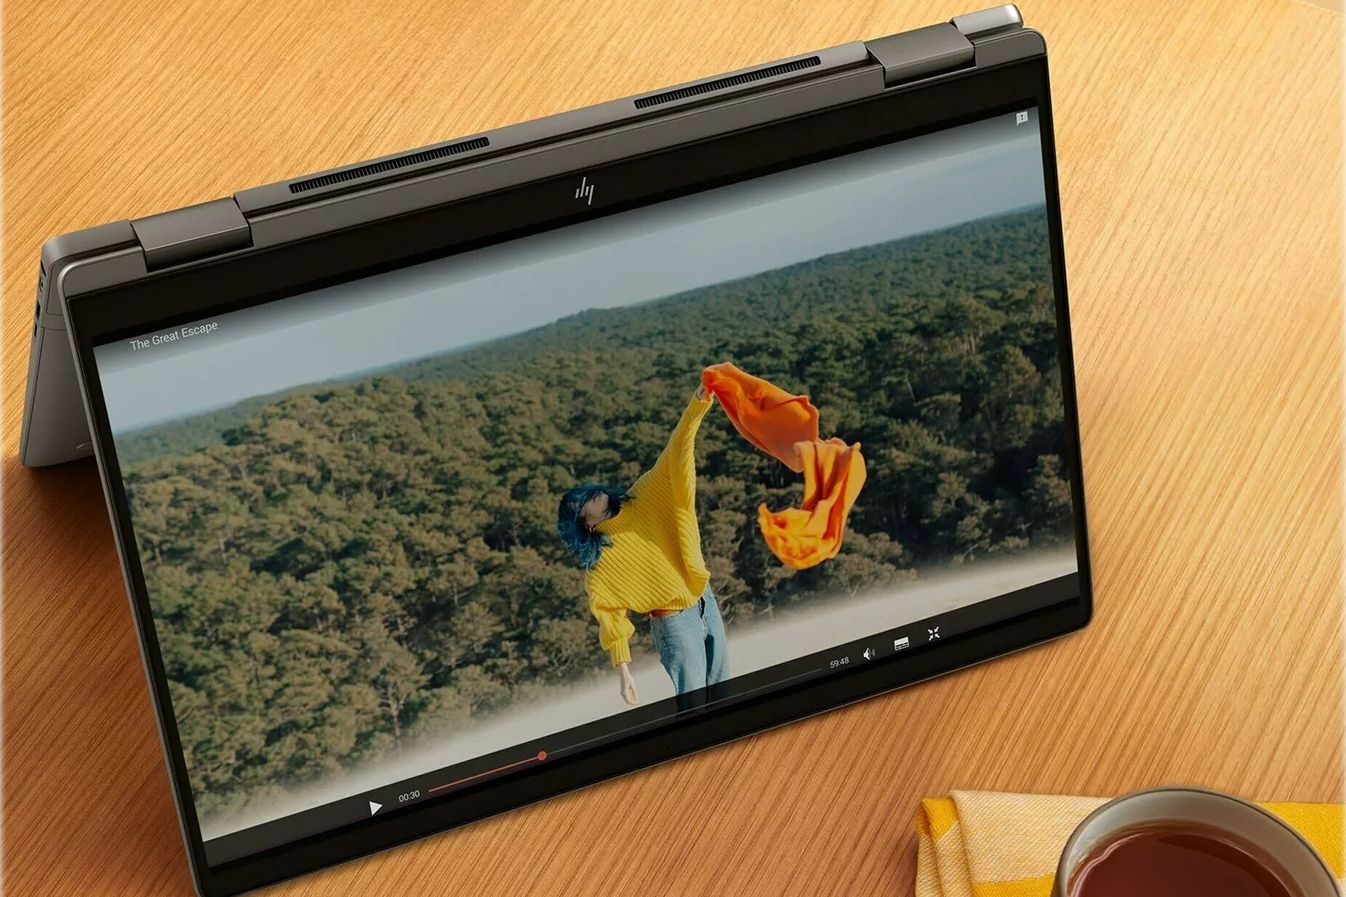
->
xmin=119 ymin=206 xmax=1074 ymax=819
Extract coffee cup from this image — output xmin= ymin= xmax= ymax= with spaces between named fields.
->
xmin=1053 ymin=787 xmax=1338 ymax=897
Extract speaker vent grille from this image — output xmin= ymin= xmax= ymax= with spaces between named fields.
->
xmin=289 ymin=136 xmax=491 ymax=194
xmin=634 ymin=56 xmax=821 ymax=109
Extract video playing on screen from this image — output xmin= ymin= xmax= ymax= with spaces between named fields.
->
xmin=93 ymin=109 xmax=1076 ymax=856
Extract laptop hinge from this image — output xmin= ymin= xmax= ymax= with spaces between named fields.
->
xmin=130 ymin=197 xmax=253 ymax=270
xmin=865 ymin=24 xmax=975 ymax=87
xmin=864 ymin=5 xmax=1024 ymax=88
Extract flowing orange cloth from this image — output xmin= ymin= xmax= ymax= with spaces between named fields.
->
xmin=702 ymin=363 xmax=867 ymax=570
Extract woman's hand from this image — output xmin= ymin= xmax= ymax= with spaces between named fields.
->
xmin=617 ymin=663 xmax=639 ymax=705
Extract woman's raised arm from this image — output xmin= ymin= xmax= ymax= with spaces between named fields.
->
xmin=649 ymin=389 xmax=713 ymax=506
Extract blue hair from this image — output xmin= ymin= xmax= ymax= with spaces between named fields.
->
xmin=556 ymin=483 xmax=629 ymax=569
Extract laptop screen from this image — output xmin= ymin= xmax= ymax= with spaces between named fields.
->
xmin=92 ymin=107 xmax=1078 ymax=864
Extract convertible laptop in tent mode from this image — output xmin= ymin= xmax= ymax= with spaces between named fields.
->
xmin=21 ymin=7 xmax=1091 ymax=895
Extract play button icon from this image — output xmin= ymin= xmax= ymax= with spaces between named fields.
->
xmin=369 ymin=801 xmax=382 ymax=816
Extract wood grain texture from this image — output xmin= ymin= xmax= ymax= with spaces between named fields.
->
xmin=2 ymin=1 xmax=1342 ymax=894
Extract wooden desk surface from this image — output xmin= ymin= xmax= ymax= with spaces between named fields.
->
xmin=3 ymin=1 xmax=1342 ymax=894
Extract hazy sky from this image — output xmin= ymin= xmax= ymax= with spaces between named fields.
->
xmin=98 ymin=110 xmax=1045 ymax=432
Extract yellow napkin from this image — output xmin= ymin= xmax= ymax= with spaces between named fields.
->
xmin=915 ymin=791 xmax=1344 ymax=897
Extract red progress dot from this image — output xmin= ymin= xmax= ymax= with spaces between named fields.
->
xmin=537 ymin=751 xmax=548 ymax=761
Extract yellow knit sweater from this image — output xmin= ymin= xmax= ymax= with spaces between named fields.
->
xmin=587 ymin=395 xmax=713 ymax=666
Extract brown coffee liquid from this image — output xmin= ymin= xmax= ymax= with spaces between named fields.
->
xmin=1069 ymin=823 xmax=1301 ymax=897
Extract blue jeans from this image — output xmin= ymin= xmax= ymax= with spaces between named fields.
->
xmin=649 ymin=584 xmax=729 ymax=695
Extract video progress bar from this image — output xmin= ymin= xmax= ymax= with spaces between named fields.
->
xmin=427 ymin=750 xmax=548 ymax=794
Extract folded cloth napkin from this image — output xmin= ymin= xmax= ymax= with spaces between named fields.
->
xmin=915 ymin=791 xmax=1344 ymax=897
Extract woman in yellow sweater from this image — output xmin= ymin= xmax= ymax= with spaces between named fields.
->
xmin=555 ymin=384 xmax=728 ymax=704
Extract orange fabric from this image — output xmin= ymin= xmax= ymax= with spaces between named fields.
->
xmin=757 ymin=438 xmax=868 ymax=570
xmin=701 ymin=363 xmax=867 ymax=570
xmin=702 ymin=363 xmax=820 ymax=474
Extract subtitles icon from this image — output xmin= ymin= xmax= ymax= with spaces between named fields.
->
xmin=894 ymin=636 xmax=910 ymax=651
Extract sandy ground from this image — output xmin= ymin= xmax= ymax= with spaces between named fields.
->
xmin=203 ymin=546 xmax=1076 ymax=839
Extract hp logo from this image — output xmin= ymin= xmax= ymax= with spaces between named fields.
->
xmin=574 ymin=176 xmax=595 ymax=206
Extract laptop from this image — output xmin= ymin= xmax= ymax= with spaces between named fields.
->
xmin=20 ymin=6 xmax=1092 ymax=894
